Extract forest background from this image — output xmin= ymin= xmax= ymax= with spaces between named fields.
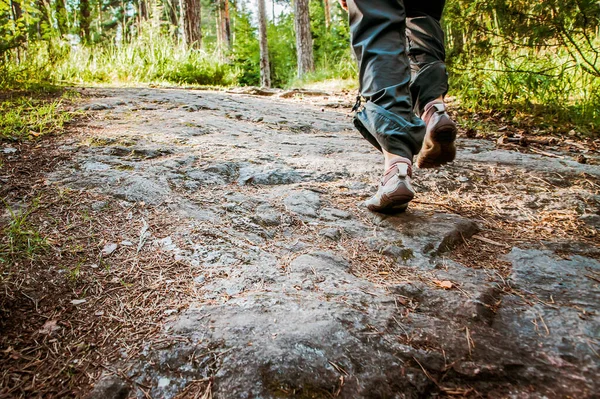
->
xmin=1 ymin=0 xmax=599 ymax=135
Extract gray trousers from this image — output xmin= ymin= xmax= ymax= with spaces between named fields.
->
xmin=349 ymin=0 xmax=448 ymax=160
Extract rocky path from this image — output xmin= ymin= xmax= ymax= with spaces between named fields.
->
xmin=4 ymin=87 xmax=599 ymax=398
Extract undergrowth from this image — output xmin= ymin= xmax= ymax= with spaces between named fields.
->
xmin=449 ymin=47 xmax=600 ymax=135
xmin=0 ymin=201 xmax=47 ymax=266
xmin=0 ymin=93 xmax=75 ymax=141
xmin=1 ymin=28 xmax=598 ymax=135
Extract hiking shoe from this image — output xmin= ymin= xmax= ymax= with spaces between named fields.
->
xmin=365 ymin=160 xmax=415 ymax=213
xmin=416 ymin=101 xmax=457 ymax=168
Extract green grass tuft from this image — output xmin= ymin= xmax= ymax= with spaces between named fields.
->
xmin=0 ymin=96 xmax=73 ymax=141
xmin=0 ymin=202 xmax=47 ymax=264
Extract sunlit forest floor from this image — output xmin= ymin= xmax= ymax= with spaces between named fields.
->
xmin=1 ymin=86 xmax=599 ymax=398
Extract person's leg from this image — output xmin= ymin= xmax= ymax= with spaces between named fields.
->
xmin=348 ymin=0 xmax=425 ymax=161
xmin=348 ymin=0 xmax=425 ymax=212
xmin=405 ymin=0 xmax=448 ymax=115
xmin=404 ymin=0 xmax=458 ymax=168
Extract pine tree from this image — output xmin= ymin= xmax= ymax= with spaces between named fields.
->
xmin=179 ymin=0 xmax=201 ymax=49
xmin=293 ymin=0 xmax=314 ymax=78
xmin=257 ymin=0 xmax=270 ymax=87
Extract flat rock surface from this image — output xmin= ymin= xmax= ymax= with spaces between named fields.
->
xmin=41 ymin=88 xmax=599 ymax=398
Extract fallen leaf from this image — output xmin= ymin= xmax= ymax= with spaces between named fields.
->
xmin=434 ymin=280 xmax=454 ymax=289
xmin=101 ymin=243 xmax=118 ymax=256
xmin=39 ymin=319 xmax=60 ymax=334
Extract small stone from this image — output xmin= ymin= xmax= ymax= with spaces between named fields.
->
xmin=319 ymin=208 xmax=351 ymax=221
xmin=71 ymin=299 xmax=87 ymax=305
xmin=253 ymin=117 xmax=264 ymax=122
xmin=3 ymin=147 xmax=17 ymax=154
xmin=579 ymin=213 xmax=600 ymax=228
xmin=86 ymin=375 xmax=129 ymax=399
xmin=158 ymin=378 xmax=171 ymax=388
xmin=91 ymin=201 xmax=107 ymax=212
xmin=194 ymin=276 xmax=206 ymax=284
xmin=381 ymin=245 xmax=404 ymax=258
xmin=222 ymin=202 xmax=237 ymax=211
xmin=183 ymin=104 xmax=200 ymax=112
xmin=252 ymin=204 xmax=282 ymax=226
xmin=319 ymin=228 xmax=341 ymax=241
xmin=101 ymin=243 xmax=118 ymax=256
xmin=284 ymin=190 xmax=321 ymax=218
xmin=237 ymin=166 xmax=301 ymax=186
xmin=81 ymin=103 xmax=114 ymax=111
xmin=458 ymin=176 xmax=469 ymax=183
xmin=120 ymin=240 xmax=133 ymax=246
xmin=286 ymin=240 xmax=308 ymax=252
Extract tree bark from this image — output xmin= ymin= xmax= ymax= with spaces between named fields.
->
xmin=179 ymin=0 xmax=202 ymax=49
xmin=257 ymin=0 xmax=271 ymax=88
xmin=166 ymin=0 xmax=178 ymax=28
xmin=79 ymin=0 xmax=91 ymax=42
xmin=139 ymin=0 xmax=149 ymax=21
xmin=217 ymin=4 xmax=223 ymax=49
xmin=55 ymin=0 xmax=68 ymax=35
xmin=36 ymin=0 xmax=50 ymax=37
xmin=294 ymin=0 xmax=314 ymax=78
xmin=215 ymin=0 xmax=231 ymax=50
xmin=323 ymin=0 xmax=330 ymax=29
xmin=10 ymin=0 xmax=22 ymax=21
xmin=223 ymin=0 xmax=231 ymax=48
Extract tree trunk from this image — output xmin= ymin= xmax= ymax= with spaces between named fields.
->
xmin=79 ymin=0 xmax=91 ymax=42
xmin=10 ymin=0 xmax=22 ymax=21
xmin=223 ymin=0 xmax=231 ymax=48
xmin=55 ymin=0 xmax=68 ymax=35
xmin=257 ymin=0 xmax=271 ymax=88
xmin=215 ymin=0 xmax=231 ymax=50
xmin=323 ymin=0 xmax=330 ymax=29
xmin=294 ymin=0 xmax=314 ymax=78
xmin=167 ymin=0 xmax=178 ymax=28
xmin=216 ymin=1 xmax=223 ymax=49
xmin=36 ymin=0 xmax=50 ymax=37
xmin=179 ymin=0 xmax=201 ymax=49
xmin=139 ymin=0 xmax=149 ymax=21
xmin=9 ymin=0 xmax=23 ymax=53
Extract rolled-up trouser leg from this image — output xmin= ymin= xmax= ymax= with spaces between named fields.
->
xmin=405 ymin=0 xmax=448 ymax=116
xmin=348 ymin=0 xmax=425 ymax=160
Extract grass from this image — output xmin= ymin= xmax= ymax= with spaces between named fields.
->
xmin=22 ymin=28 xmax=236 ymax=86
xmin=448 ymin=47 xmax=600 ymax=135
xmin=287 ymin=53 xmax=358 ymax=91
xmin=0 ymin=201 xmax=47 ymax=265
xmin=0 ymin=95 xmax=74 ymax=141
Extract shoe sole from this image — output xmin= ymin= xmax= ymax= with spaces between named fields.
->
xmin=366 ymin=192 xmax=412 ymax=214
xmin=416 ymin=126 xmax=457 ymax=169
xmin=368 ymin=201 xmax=409 ymax=214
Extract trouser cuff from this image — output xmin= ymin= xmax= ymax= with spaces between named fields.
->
xmin=354 ymin=101 xmax=425 ymax=160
